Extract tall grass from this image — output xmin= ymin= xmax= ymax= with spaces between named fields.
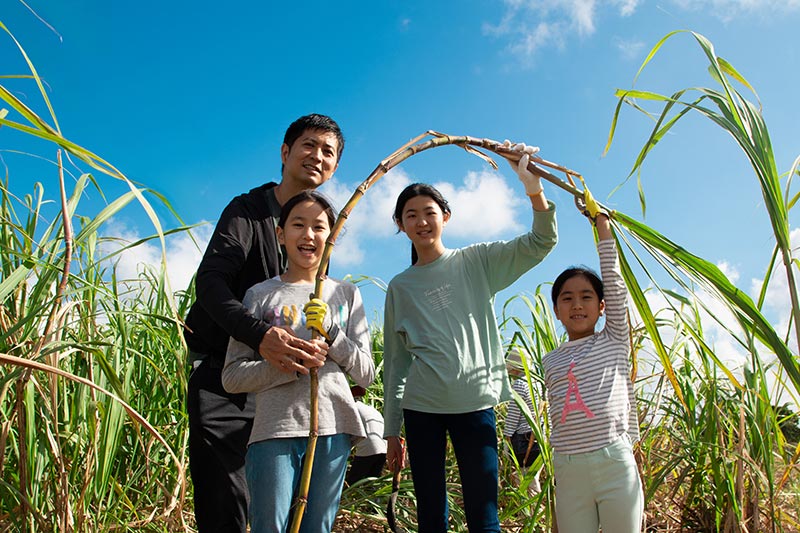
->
xmin=0 ymin=175 xmax=193 ymax=531
xmin=2 ymin=16 xmax=799 ymax=533
xmin=604 ymin=31 xmax=800 ymax=530
xmin=1 ymin=19 xmax=192 ymax=532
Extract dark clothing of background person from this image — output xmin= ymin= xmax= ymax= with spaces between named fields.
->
xmin=184 ymin=182 xmax=283 ymax=533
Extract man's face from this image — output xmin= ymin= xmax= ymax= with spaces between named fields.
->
xmin=281 ymin=129 xmax=340 ymax=189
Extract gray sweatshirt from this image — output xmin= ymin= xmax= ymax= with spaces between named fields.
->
xmin=222 ymin=277 xmax=375 ymax=445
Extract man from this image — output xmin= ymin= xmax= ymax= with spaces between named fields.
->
xmin=184 ymin=114 xmax=345 ymax=533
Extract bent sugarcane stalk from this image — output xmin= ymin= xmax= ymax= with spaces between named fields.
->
xmin=288 ymin=132 xmax=592 ymax=533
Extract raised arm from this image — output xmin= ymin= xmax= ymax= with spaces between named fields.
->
xmin=501 ymin=141 xmax=549 ymax=213
xmin=577 ymin=191 xmax=628 ymax=341
xmin=595 ymin=212 xmax=612 ymax=241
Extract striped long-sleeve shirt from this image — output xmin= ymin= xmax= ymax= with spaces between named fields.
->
xmin=543 ymin=239 xmax=639 ymax=454
xmin=503 ymin=378 xmax=534 ymax=438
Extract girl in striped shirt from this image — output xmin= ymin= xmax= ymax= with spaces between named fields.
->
xmin=543 ymin=207 xmax=643 ymax=532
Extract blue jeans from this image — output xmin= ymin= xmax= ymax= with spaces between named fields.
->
xmin=404 ymin=408 xmax=500 ymax=533
xmin=245 ymin=434 xmax=351 ymax=533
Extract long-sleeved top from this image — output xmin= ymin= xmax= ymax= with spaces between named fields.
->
xmin=353 ymin=402 xmax=387 ymax=457
xmin=184 ymin=182 xmax=285 ymax=364
xmin=543 ymin=239 xmax=640 ymax=455
xmin=222 ymin=277 xmax=375 ymax=445
xmin=503 ymin=378 xmax=534 ymax=438
xmin=383 ymin=202 xmax=558 ymax=437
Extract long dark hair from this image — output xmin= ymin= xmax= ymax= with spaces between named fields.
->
xmin=393 ymin=183 xmax=451 ymax=265
xmin=551 ymin=266 xmax=604 ymax=306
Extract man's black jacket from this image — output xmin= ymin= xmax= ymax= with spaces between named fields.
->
xmin=183 ymin=182 xmax=284 ymax=364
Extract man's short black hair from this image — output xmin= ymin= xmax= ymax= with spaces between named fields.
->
xmin=283 ymin=113 xmax=345 ymax=162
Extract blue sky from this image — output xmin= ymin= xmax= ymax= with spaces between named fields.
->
xmin=3 ymin=1 xmax=799 ymax=352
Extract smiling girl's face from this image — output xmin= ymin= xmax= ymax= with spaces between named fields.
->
xmin=277 ymin=199 xmax=331 ymax=276
xmin=397 ymin=195 xmax=450 ymax=256
xmin=553 ymin=274 xmax=605 ymax=341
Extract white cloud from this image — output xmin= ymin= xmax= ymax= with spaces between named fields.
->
xmin=717 ymin=260 xmax=740 ymax=285
xmin=99 ymin=219 xmax=212 ymax=293
xmin=321 ymin=170 xmax=414 ymax=267
xmin=485 ymin=0 xmax=796 ymax=60
xmin=322 ymin=168 xmax=527 ymax=265
xmin=613 ymin=36 xmax=646 ymax=60
xmin=615 ymin=0 xmax=639 ymax=16
xmin=484 ymin=0 xmax=640 ymax=59
xmin=509 ymin=21 xmax=563 ymax=58
xmin=671 ymin=0 xmax=800 ymax=22
xmin=750 ymin=227 xmax=800 ymax=351
xmin=433 ymin=170 xmax=525 ymax=239
xmin=571 ymin=0 xmax=597 ymax=36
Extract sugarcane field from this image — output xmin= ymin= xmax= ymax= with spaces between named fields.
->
xmin=2 ymin=2 xmax=800 ymax=532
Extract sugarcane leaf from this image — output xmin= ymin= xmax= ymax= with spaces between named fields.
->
xmin=613 ymin=89 xmax=674 ymax=101
xmin=614 ymin=231 xmax=685 ymax=406
xmin=72 ymin=190 xmax=139 ymax=242
xmin=0 ymin=20 xmax=60 ymax=132
xmin=603 ymin=96 xmax=625 ymax=156
xmin=0 ymin=260 xmax=34 ymax=303
xmin=632 ymin=29 xmax=686 ymax=85
xmin=615 ymin=211 xmax=800 ymax=392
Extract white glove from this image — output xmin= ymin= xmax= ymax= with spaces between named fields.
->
xmin=502 ymin=140 xmax=542 ymax=196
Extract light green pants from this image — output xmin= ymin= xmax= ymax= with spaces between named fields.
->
xmin=553 ymin=434 xmax=643 ymax=533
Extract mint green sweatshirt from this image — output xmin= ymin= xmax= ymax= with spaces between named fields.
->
xmin=383 ymin=202 xmax=557 ymax=436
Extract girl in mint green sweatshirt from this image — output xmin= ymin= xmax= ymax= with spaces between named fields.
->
xmin=383 ymin=143 xmax=557 ymax=533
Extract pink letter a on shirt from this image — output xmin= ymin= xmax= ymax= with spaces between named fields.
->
xmin=560 ymin=362 xmax=595 ymax=423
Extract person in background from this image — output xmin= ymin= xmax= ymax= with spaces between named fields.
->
xmin=383 ymin=142 xmax=558 ymax=533
xmin=184 ymin=114 xmax=345 ymax=533
xmin=502 ymin=348 xmax=542 ymax=494
xmin=345 ymin=385 xmax=388 ymax=486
